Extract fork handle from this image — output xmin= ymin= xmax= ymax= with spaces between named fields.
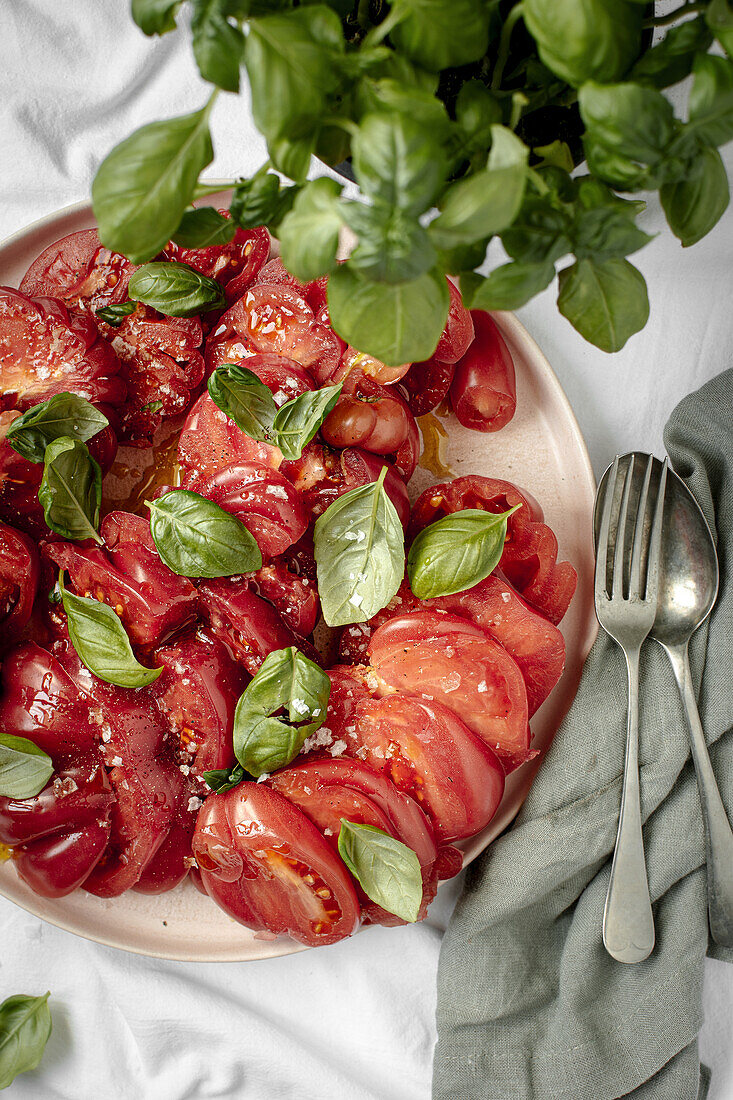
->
xmin=603 ymin=644 xmax=655 ymax=964
xmin=665 ymin=641 xmax=733 ymax=947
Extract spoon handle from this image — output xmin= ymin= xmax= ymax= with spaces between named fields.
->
xmin=603 ymin=644 xmax=655 ymax=964
xmin=666 ymin=642 xmax=733 ymax=947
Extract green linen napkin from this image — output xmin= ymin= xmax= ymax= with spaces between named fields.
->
xmin=433 ymin=369 xmax=733 ymax=1100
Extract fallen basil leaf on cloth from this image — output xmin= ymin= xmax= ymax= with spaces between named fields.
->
xmin=0 ymin=992 xmax=52 ymax=1091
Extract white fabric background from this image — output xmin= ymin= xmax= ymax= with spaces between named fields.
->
xmin=0 ymin=2 xmax=732 ymax=1097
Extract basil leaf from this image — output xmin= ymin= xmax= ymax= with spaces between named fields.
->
xmin=661 ymin=145 xmax=730 ymax=247
xmin=233 ymin=647 xmax=331 ymax=777
xmin=579 ymin=82 xmax=675 ymax=189
xmin=463 ymin=261 xmax=556 ymax=312
xmin=314 ymin=467 xmax=404 ymax=627
xmin=172 ymin=206 xmax=236 ymax=247
xmin=455 ymin=81 xmax=502 ymax=164
xmin=38 ymin=437 xmax=102 ymax=543
xmin=407 ymin=506 xmax=520 ymax=600
xmin=629 ymin=18 xmax=712 ymax=90
xmin=337 ymin=820 xmax=422 ymax=923
xmin=128 ymin=261 xmax=225 ymax=316
xmin=95 ymin=301 xmax=137 ymax=326
xmin=61 ymin=582 xmax=162 ymax=688
xmin=0 ymin=992 xmax=52 ymax=1091
xmin=572 ymin=204 xmax=652 ymax=262
xmin=230 ymin=173 xmax=299 ymax=230
xmin=707 ymin=0 xmax=733 ymax=58
xmin=147 ymin=490 xmax=262 ymax=577
xmin=327 ymin=265 xmax=449 ymax=367
xmin=390 ymin=0 xmax=490 ymax=71
xmin=191 ymin=0 xmax=245 ymax=92
xmin=278 ymin=178 xmax=343 ymax=283
xmin=355 ymin=78 xmax=453 ymax=143
xmin=351 ymin=112 xmax=444 ymax=216
xmin=203 ymin=763 xmax=246 ymax=793
xmin=342 ymin=203 xmax=437 ymax=284
xmin=502 ymin=195 xmax=573 ymax=264
xmin=92 ymin=101 xmax=214 ymax=263
xmin=524 ymin=0 xmax=642 ymax=87
xmin=132 ymin=0 xmax=181 ymax=35
xmin=430 ymin=126 xmax=528 ymax=248
xmin=688 ymin=53 xmax=733 ymax=147
xmin=207 ymin=364 xmax=278 ymax=441
xmin=272 ymin=384 xmax=342 ymax=461
xmin=0 ymin=735 xmax=53 ymax=799
xmin=557 ymin=257 xmax=649 ymax=352
xmin=6 ymin=394 xmax=109 ymax=464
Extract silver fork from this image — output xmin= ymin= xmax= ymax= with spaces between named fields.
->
xmin=595 ymin=453 xmax=668 ymax=964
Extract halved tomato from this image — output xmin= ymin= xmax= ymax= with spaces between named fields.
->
xmin=367 ymin=612 xmax=531 ymax=770
xmin=269 ymin=756 xmax=442 ymax=926
xmin=250 ymin=561 xmax=319 ymax=638
xmin=164 ymin=219 xmax=270 ymax=304
xmin=449 ymin=311 xmax=516 ymax=433
xmin=320 ymin=374 xmax=419 ymax=481
xmin=205 ymin=284 xmax=341 ymax=381
xmin=331 ymin=345 xmax=412 ymax=388
xmin=324 ymin=675 xmax=505 ymax=842
xmin=181 ymin=461 xmax=308 ymax=559
xmin=280 ymin=443 xmax=411 ymax=527
xmin=44 ymin=511 xmax=199 ymax=650
xmin=178 ymin=390 xmax=282 ymax=478
xmin=193 ymin=783 xmax=361 ymax=946
xmin=198 ymin=578 xmax=309 ymax=675
xmin=408 ymin=475 xmax=577 ymax=625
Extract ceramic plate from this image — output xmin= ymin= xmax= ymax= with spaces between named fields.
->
xmin=0 ymin=196 xmax=597 ymax=960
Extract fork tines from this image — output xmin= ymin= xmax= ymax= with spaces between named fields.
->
xmin=595 ymin=454 xmax=669 ymax=604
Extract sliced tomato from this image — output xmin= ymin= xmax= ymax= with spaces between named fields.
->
xmin=193 ymin=783 xmax=361 ymax=945
xmin=338 ymin=575 xmax=565 ymax=717
xmin=178 ymin=390 xmax=282 ymax=479
xmin=433 ymin=279 xmax=475 ymax=364
xmin=181 ymin=461 xmax=308 ymax=559
xmin=367 ymin=612 xmax=531 ymax=771
xmin=198 ymin=578 xmax=308 ymax=675
xmin=324 ymin=676 xmax=505 ymax=842
xmin=20 ymin=228 xmax=102 ymax=300
xmin=252 ymin=258 xmax=327 ymax=313
xmin=250 ymin=561 xmax=319 ymax=638
xmin=332 ymin=345 xmax=412 ymax=388
xmin=401 ymin=355 xmax=456 ymax=417
xmin=152 ymin=629 xmax=246 ymax=775
xmin=408 ymin=475 xmax=577 ymax=625
xmin=0 ymin=520 xmax=39 ymax=645
xmin=205 ymin=284 xmax=341 ymax=381
xmin=321 ymin=374 xmax=419 ymax=480
xmin=165 ymin=219 xmax=270 ymax=304
xmin=449 ymin=311 xmax=516 ymax=433
xmin=280 ymin=443 xmax=411 ymax=527
xmin=0 ymin=286 xmax=125 ymax=410
xmin=268 ymin=756 xmax=441 ymax=926
xmin=44 ymin=511 xmax=199 ymax=650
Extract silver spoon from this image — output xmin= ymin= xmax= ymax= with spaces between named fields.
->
xmin=595 ymin=452 xmax=733 ymax=946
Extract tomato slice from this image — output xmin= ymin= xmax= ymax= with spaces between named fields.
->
xmin=205 ymin=284 xmax=341 ymax=381
xmin=198 ymin=578 xmax=310 ymax=675
xmin=0 ymin=520 xmax=39 ymax=645
xmin=449 ymin=311 xmax=516 ymax=433
xmin=20 ymin=229 xmax=102 ymax=300
xmin=339 ymin=575 xmax=565 ymax=717
xmin=13 ymin=821 xmax=113 ymax=899
xmin=0 ymin=286 xmax=125 ymax=410
xmin=165 ymin=219 xmax=270 ymax=304
xmin=433 ymin=279 xmax=474 ymax=365
xmin=193 ymin=783 xmax=361 ymax=946
xmin=178 ymin=390 xmax=282 ymax=478
xmin=250 ymin=561 xmax=319 ymax=638
xmin=324 ymin=673 xmax=505 ymax=841
xmin=269 ymin=756 xmax=441 ymax=926
xmin=408 ymin=474 xmax=577 ymax=625
xmin=280 ymin=443 xmax=411 ymax=527
xmin=44 ymin=512 xmax=199 ymax=650
xmin=181 ymin=461 xmax=309 ymax=559
xmin=401 ymin=355 xmax=456 ymax=417
xmin=368 ymin=612 xmax=531 ymax=771
xmin=334 ymin=345 xmax=411 ymax=388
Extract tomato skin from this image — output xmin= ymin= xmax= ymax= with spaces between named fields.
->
xmin=368 ymin=612 xmax=531 ymax=771
xmin=0 ymin=520 xmax=39 ymax=645
xmin=339 ymin=575 xmax=565 ymax=717
xmin=181 ymin=461 xmax=309 ymax=559
xmin=449 ymin=311 xmax=516 ymax=433
xmin=44 ymin=512 xmax=198 ymax=650
xmin=335 ymin=345 xmax=412 ymax=388
xmin=250 ymin=561 xmax=319 ymax=638
xmin=408 ymin=475 xmax=577 ymax=625
xmin=324 ymin=673 xmax=505 ymax=842
xmin=321 ymin=374 xmax=418 ymax=481
xmin=281 ymin=443 xmax=411 ymax=527
xmin=0 ymin=286 xmax=126 ymax=411
xmin=178 ymin=390 xmax=282 ymax=479
xmin=198 ymin=578 xmax=310 ymax=675
xmin=0 ymin=762 xmax=113 ymax=847
xmin=164 ymin=219 xmax=270 ymax=304
xmin=205 ymin=284 xmax=341 ymax=381
xmin=14 ymin=821 xmax=112 ymax=898
xmin=433 ymin=279 xmax=475 ymax=365
xmin=194 ymin=783 xmax=361 ymax=945
xmin=401 ymin=354 xmax=456 ymax=417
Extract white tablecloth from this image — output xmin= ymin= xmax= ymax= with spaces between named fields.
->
xmin=1 ymin=3 xmax=732 ymax=1097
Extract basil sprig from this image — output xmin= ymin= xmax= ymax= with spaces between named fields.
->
xmin=407 ymin=505 xmax=520 ymax=600
xmin=337 ymin=820 xmax=423 ymax=924
xmin=233 ymin=647 xmax=330 ymax=778
xmin=314 ymin=467 xmax=404 ymax=627
xmin=128 ymin=261 xmax=225 ymax=316
xmin=147 ymin=490 xmax=262 ymax=578
xmin=0 ymin=992 xmax=52 ymax=1091
xmin=38 ymin=437 xmax=102 ymax=543
xmin=95 ymin=301 xmax=137 ymax=326
xmin=202 ymin=763 xmax=246 ymax=794
xmin=0 ymin=735 xmax=53 ymax=799
xmin=60 ymin=578 xmax=162 ymax=689
xmin=207 ymin=366 xmax=342 ymax=461
xmin=6 ymin=394 xmax=109 ymax=464
xmin=172 ymin=206 xmax=236 ymax=248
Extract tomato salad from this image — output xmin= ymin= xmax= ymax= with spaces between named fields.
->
xmin=0 ymin=225 xmax=576 ymax=948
